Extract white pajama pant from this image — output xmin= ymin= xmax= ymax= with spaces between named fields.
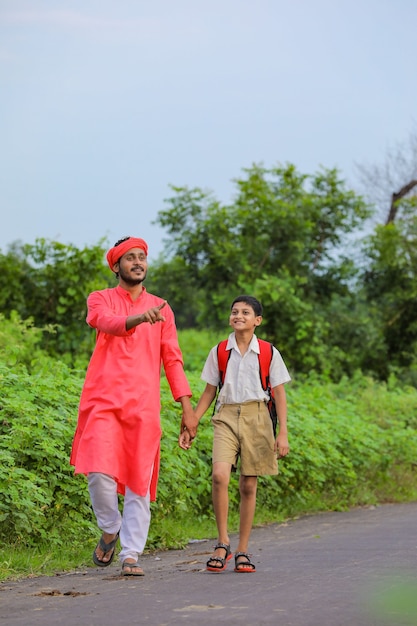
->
xmin=88 ymin=472 xmax=151 ymax=562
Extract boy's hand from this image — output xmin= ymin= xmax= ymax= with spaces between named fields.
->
xmin=275 ymin=433 xmax=290 ymax=458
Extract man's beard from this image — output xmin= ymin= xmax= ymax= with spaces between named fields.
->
xmin=119 ymin=266 xmax=147 ymax=285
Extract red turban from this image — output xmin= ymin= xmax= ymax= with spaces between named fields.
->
xmin=106 ymin=237 xmax=149 ymax=271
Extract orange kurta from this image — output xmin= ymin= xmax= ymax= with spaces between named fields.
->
xmin=70 ymin=286 xmax=191 ymax=501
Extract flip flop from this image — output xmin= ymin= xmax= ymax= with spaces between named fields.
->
xmin=92 ymin=532 xmax=119 ymax=567
xmin=234 ymin=551 xmax=256 ymax=573
xmin=122 ymin=560 xmax=145 ymax=576
xmin=206 ymin=543 xmax=233 ymax=572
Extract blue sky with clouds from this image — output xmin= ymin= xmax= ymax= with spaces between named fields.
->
xmin=1 ymin=0 xmax=416 ymax=259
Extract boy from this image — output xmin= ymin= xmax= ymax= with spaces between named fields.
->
xmin=180 ymin=295 xmax=291 ymax=573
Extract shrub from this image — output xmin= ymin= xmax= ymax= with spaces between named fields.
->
xmin=1 ymin=321 xmax=417 ymax=551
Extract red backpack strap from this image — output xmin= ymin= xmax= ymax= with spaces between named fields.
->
xmin=257 ymin=339 xmax=273 ymax=391
xmin=258 ymin=339 xmax=277 ymax=435
xmin=217 ymin=340 xmax=231 ymax=388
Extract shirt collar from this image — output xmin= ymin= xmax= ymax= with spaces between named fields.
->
xmin=227 ymin=332 xmax=260 ymax=354
xmin=115 ymin=284 xmax=147 ymax=300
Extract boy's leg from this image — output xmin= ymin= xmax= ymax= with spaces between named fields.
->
xmin=236 ymin=474 xmax=258 ymax=554
xmin=208 ymin=461 xmax=232 ymax=564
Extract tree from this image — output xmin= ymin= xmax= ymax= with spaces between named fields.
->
xmin=153 ymin=163 xmax=371 ymax=376
xmin=362 ymin=216 xmax=417 ymax=383
xmin=356 ymin=131 xmax=417 ymax=225
xmin=356 ymin=131 xmax=417 ymax=383
xmin=0 ymin=239 xmax=112 ymax=361
xmin=145 ymin=254 xmax=201 ymax=329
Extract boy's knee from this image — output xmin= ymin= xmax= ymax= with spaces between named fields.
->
xmin=212 ymin=470 xmax=229 ymax=488
xmin=239 ymin=476 xmax=257 ymax=497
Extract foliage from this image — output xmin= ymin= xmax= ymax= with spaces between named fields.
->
xmin=0 ymin=312 xmax=46 ymax=371
xmin=177 ymin=328 xmax=228 ymax=373
xmin=149 ymin=164 xmax=373 ymax=378
xmin=1 ymin=161 xmax=416 ymax=384
xmin=257 ymin=373 xmax=417 ymax=513
xmin=0 ymin=317 xmax=417 ymax=579
xmin=0 ymin=358 xmax=93 ymax=546
xmin=0 ymin=238 xmax=113 ymax=362
xmin=361 ymin=208 xmax=417 ymax=382
xmin=1 ymin=152 xmax=417 ymax=579
xmin=145 ymin=255 xmax=203 ymax=329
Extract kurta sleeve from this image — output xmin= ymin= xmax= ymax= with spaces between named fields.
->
xmin=160 ymin=304 xmax=192 ymax=401
xmin=87 ymin=290 xmax=135 ymax=336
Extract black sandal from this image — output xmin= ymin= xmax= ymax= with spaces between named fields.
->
xmin=234 ymin=551 xmax=256 ymax=573
xmin=122 ymin=560 xmax=145 ymax=576
xmin=206 ymin=542 xmax=233 ymax=572
xmin=92 ymin=532 xmax=119 ymax=567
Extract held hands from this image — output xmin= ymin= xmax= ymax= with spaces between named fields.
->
xmin=178 ymin=402 xmax=199 ymax=450
xmin=141 ymin=301 xmax=166 ymax=325
xmin=178 ymin=426 xmax=194 ymax=450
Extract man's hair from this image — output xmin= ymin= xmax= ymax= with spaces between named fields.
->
xmin=114 ymin=236 xmax=132 ymax=247
xmin=231 ymin=295 xmax=263 ymax=317
xmin=112 ymin=237 xmax=131 ymax=278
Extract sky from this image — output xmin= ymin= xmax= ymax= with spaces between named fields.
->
xmin=1 ymin=0 xmax=416 ymax=260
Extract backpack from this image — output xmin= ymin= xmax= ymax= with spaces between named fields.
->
xmin=216 ymin=339 xmax=278 ymax=436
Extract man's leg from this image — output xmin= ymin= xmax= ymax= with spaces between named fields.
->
xmin=119 ymin=486 xmax=151 ymax=570
xmin=88 ymin=472 xmax=121 ymax=563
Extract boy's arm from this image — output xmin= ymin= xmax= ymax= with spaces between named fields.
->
xmin=273 ymin=384 xmax=290 ymax=458
xmin=194 ymin=383 xmax=218 ymax=420
xmin=178 ymin=383 xmax=217 ymax=450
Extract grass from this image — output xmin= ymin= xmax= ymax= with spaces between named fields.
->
xmin=0 ymin=504 xmax=298 ymax=582
xmin=4 ymin=491 xmax=414 ymax=583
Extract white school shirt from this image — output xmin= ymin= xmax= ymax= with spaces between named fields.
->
xmin=201 ymin=332 xmax=291 ymax=408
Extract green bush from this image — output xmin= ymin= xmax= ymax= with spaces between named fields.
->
xmin=0 ymin=320 xmax=417 ymax=559
xmin=0 ymin=359 xmax=94 ymax=546
xmin=178 ymin=328 xmax=227 ymax=372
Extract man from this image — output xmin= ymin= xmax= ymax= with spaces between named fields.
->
xmin=70 ymin=236 xmax=197 ymax=576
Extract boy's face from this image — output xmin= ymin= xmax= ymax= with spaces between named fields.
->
xmin=229 ymin=301 xmax=262 ymax=331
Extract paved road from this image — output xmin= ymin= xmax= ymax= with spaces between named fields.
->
xmin=1 ymin=502 xmax=416 ymax=625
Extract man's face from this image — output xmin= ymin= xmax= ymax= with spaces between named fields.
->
xmin=115 ymin=247 xmax=148 ymax=285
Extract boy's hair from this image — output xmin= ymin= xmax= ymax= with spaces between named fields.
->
xmin=231 ymin=295 xmax=263 ymax=317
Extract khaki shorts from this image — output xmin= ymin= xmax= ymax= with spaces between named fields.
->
xmin=212 ymin=401 xmax=278 ymax=476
